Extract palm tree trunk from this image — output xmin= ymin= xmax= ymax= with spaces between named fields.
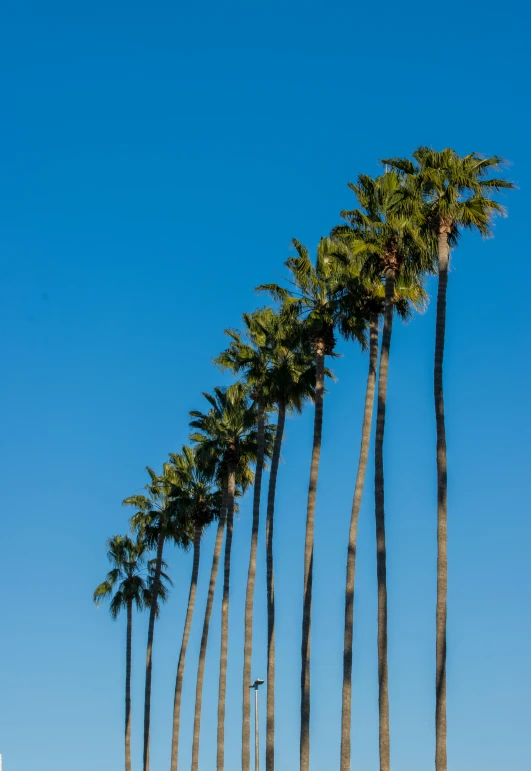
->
xmin=143 ymin=527 xmax=165 ymax=771
xmin=300 ymin=345 xmax=325 ymax=771
xmin=266 ymin=398 xmax=286 ymax=771
xmin=242 ymin=404 xmax=266 ymax=771
xmin=126 ymin=599 xmax=132 ymax=771
xmin=191 ymin=487 xmax=227 ymax=771
xmin=340 ymin=312 xmax=379 ymax=771
xmin=170 ymin=523 xmax=202 ymax=771
xmin=435 ymin=230 xmax=449 ymax=771
xmin=217 ymin=468 xmax=236 ymax=771
xmin=374 ymin=273 xmax=395 ymax=771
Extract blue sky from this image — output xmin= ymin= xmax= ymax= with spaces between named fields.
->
xmin=1 ymin=1 xmax=530 ymax=770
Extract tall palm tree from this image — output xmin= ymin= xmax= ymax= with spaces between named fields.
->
xmin=260 ymin=238 xmax=363 ymax=771
xmin=331 ymin=260 xmax=380 ymax=771
xmin=127 ymin=465 xmax=192 ymax=771
xmin=188 ymin=475 xmax=228 ymax=771
xmin=190 ymin=385 xmax=273 ymax=771
xmin=331 ymin=219 xmax=427 ymax=771
xmin=383 ymin=148 xmax=514 ymax=771
xmin=215 ymin=308 xmax=317 ymax=771
xmin=214 ymin=311 xmax=271 ymax=771
xmin=168 ymin=446 xmax=223 ymax=771
xmin=259 ymin=312 xmax=317 ymax=771
xmin=339 ymin=171 xmax=431 ymax=771
xmin=93 ymin=534 xmax=170 ymax=771
xmin=187 ymin=440 xmax=256 ymax=771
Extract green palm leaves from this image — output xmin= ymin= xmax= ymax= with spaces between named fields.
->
xmin=383 ymin=147 xmax=513 ymax=239
xmin=190 ymin=384 xmax=268 ymax=479
xmin=169 ymin=445 xmax=223 ymax=534
xmin=260 ymin=238 xmax=343 ymax=354
xmin=93 ymin=534 xmax=169 ymax=619
xmin=216 ymin=307 xmax=318 ymax=414
xmin=94 ymin=535 xmax=147 ymax=618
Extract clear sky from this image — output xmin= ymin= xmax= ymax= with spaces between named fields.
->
xmin=1 ymin=1 xmax=529 ymax=770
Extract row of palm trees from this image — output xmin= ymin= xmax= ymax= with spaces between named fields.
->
xmin=94 ymin=147 xmax=513 ymax=771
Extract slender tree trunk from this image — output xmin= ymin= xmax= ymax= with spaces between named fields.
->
xmin=242 ymin=404 xmax=266 ymax=771
xmin=126 ymin=599 xmax=132 ymax=771
xmin=266 ymin=398 xmax=286 ymax=771
xmin=143 ymin=527 xmax=165 ymax=771
xmin=435 ymin=230 xmax=449 ymax=771
xmin=217 ymin=468 xmax=236 ymax=771
xmin=191 ymin=488 xmax=227 ymax=771
xmin=300 ymin=345 xmax=325 ymax=771
xmin=170 ymin=524 xmax=202 ymax=771
xmin=374 ymin=273 xmax=395 ymax=771
xmin=340 ymin=313 xmax=379 ymax=771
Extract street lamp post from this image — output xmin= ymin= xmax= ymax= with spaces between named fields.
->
xmin=250 ymin=679 xmax=264 ymax=771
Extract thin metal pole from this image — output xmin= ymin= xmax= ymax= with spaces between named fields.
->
xmin=250 ymin=678 xmax=263 ymax=771
xmin=254 ymin=685 xmax=259 ymax=771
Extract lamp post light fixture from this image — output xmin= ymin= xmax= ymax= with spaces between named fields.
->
xmin=250 ymin=678 xmax=264 ymax=771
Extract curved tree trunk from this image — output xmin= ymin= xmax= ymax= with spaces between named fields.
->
xmin=340 ymin=313 xmax=379 ymax=771
xmin=300 ymin=345 xmax=325 ymax=771
xmin=170 ymin=523 xmax=202 ymax=771
xmin=242 ymin=404 xmax=266 ymax=771
xmin=143 ymin=527 xmax=165 ymax=771
xmin=266 ymin=398 xmax=286 ymax=771
xmin=217 ymin=468 xmax=236 ymax=771
xmin=374 ymin=273 xmax=395 ymax=771
xmin=191 ymin=488 xmax=227 ymax=771
xmin=126 ymin=599 xmax=132 ymax=771
xmin=435 ymin=230 xmax=449 ymax=771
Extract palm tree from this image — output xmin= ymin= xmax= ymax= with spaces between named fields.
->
xmin=259 ymin=312 xmax=317 ymax=771
xmin=214 ymin=311 xmax=270 ymax=771
xmin=339 ymin=171 xmax=431 ymax=771
xmin=215 ymin=308 xmax=317 ymax=771
xmin=127 ymin=465 xmax=192 ymax=771
xmin=260 ymin=238 xmax=362 ymax=771
xmin=187 ymin=433 xmax=254 ymax=771
xmin=332 ymin=261 xmax=379 ymax=771
xmin=382 ymin=148 xmax=514 ymax=771
xmin=169 ymin=446 xmax=223 ymax=771
xmin=330 ymin=230 xmax=426 ymax=771
xmin=188 ymin=475 xmax=228 ymax=771
xmin=190 ymin=385 xmax=273 ymax=771
xmin=93 ymin=534 xmax=170 ymax=771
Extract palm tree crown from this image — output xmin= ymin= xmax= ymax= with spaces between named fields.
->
xmin=168 ymin=445 xmax=224 ymax=532
xmin=94 ymin=534 xmax=151 ymax=617
xmin=339 ymin=169 xmax=434 ymax=284
xmin=126 ymin=465 xmax=193 ymax=551
xmin=216 ymin=306 xmax=320 ymax=412
xmin=260 ymin=236 xmax=368 ymax=355
xmin=382 ymin=147 xmax=514 ymax=240
xmin=190 ymin=383 xmax=274 ymax=484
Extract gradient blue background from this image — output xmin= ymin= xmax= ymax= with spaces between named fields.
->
xmin=1 ymin=1 xmax=529 ymax=770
